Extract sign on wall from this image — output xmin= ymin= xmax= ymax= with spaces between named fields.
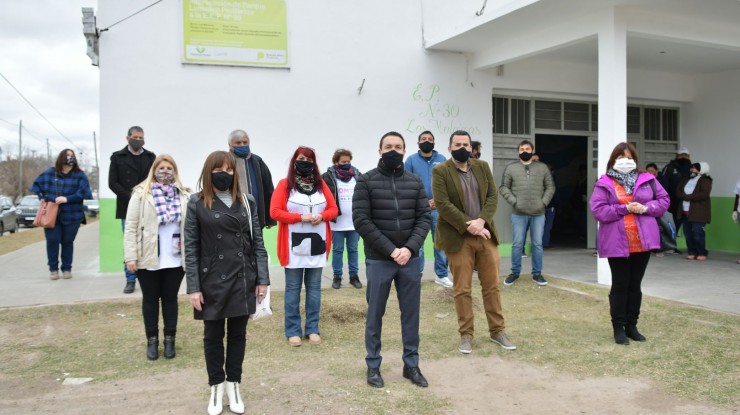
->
xmin=182 ymin=0 xmax=288 ymax=67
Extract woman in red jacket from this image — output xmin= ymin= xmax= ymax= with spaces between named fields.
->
xmin=270 ymin=146 xmax=338 ymax=347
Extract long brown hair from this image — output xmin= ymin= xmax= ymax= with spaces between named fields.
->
xmin=197 ymin=151 xmax=241 ymax=209
xmin=606 ymin=142 xmax=640 ymax=173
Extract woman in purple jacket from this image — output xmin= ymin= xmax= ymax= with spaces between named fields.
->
xmin=590 ymin=142 xmax=669 ymax=345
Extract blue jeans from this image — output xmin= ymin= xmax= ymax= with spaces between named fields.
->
xmin=331 ymin=230 xmax=360 ymax=278
xmin=511 ymin=214 xmax=545 ymax=276
xmin=543 ymin=207 xmax=555 ymax=248
xmin=681 ymin=217 xmax=707 ymax=256
xmin=284 ymin=267 xmax=323 ymax=337
xmin=45 ymin=220 xmax=81 ymax=272
xmin=122 ymin=219 xmax=137 ymax=283
xmin=419 ymin=209 xmax=449 ymax=277
xmin=365 ymin=257 xmax=421 ymax=369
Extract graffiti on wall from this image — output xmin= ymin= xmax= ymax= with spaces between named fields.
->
xmin=405 ymin=83 xmax=481 ymax=136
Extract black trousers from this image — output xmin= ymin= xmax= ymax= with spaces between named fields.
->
xmin=137 ymin=267 xmax=184 ymax=338
xmin=607 ymin=251 xmax=651 ymax=326
xmin=203 ymin=316 xmax=248 ymax=385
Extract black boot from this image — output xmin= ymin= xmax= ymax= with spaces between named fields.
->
xmin=349 ymin=275 xmax=363 ymax=289
xmin=147 ymin=336 xmax=159 ymax=360
xmin=612 ymin=324 xmax=629 ymax=345
xmin=163 ymin=335 xmax=176 ymax=359
xmin=625 ymin=325 xmax=646 ymax=342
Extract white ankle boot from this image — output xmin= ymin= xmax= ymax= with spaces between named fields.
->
xmin=207 ymin=383 xmax=224 ymax=415
xmin=225 ymin=380 xmax=245 ymax=414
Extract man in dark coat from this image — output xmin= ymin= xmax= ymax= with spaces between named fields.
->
xmin=227 ymin=129 xmax=275 ymax=229
xmin=352 ymin=131 xmax=431 ymax=389
xmin=108 ymin=126 xmax=155 ymax=294
xmin=659 ymin=147 xmax=692 ymax=237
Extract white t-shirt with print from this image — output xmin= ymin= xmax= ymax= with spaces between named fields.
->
xmin=147 ymin=221 xmax=182 ymax=271
xmin=286 ymin=189 xmax=328 ymax=269
xmin=331 ymin=177 xmax=356 ymax=232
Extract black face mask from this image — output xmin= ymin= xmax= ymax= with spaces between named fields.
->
xmin=381 ymin=150 xmax=404 ymax=169
xmin=418 ymin=141 xmax=435 ymax=153
xmin=212 ymin=171 xmax=233 ymax=191
xmin=294 ymin=160 xmax=315 ymax=176
xmin=519 ymin=151 xmax=533 ymax=162
xmin=451 ymin=147 xmax=471 ymax=163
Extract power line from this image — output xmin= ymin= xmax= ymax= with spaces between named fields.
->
xmin=100 ymin=0 xmax=164 ymax=32
xmin=0 ymin=117 xmax=57 ymax=146
xmin=0 ymin=70 xmax=83 ymax=152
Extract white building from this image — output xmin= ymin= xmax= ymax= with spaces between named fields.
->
xmin=94 ymin=0 xmax=740 ymax=282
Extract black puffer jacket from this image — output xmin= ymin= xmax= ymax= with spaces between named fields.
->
xmin=352 ymin=160 xmax=431 ymax=260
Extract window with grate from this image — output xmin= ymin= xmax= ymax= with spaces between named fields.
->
xmin=564 ymin=102 xmax=589 ymax=131
xmin=591 ymin=104 xmax=598 ymax=131
xmin=627 ymin=106 xmax=641 ymax=134
xmin=662 ymin=109 xmax=678 ymax=141
xmin=493 ymin=97 xmax=509 ymax=134
xmin=644 ymin=108 xmax=661 ymax=140
xmin=511 ymin=99 xmax=530 ymax=135
xmin=534 ymin=100 xmax=562 ymax=130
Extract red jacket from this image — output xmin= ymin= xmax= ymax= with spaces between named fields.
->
xmin=270 ymin=178 xmax=338 ymax=266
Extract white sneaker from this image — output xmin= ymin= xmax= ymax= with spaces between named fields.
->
xmin=225 ymin=380 xmax=245 ymax=414
xmin=208 ymin=383 xmax=224 ymax=415
xmin=435 ymin=276 xmax=453 ymax=288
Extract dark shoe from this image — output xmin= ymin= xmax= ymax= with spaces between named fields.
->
xmin=367 ymin=368 xmax=384 ymax=388
xmin=612 ymin=324 xmax=629 ymax=345
xmin=532 ymin=274 xmax=548 ymax=286
xmin=625 ymin=325 xmax=646 ymax=342
xmin=146 ymin=336 xmax=159 ymax=360
xmin=490 ymin=332 xmax=517 ymax=350
xmin=349 ymin=276 xmax=363 ymax=289
xmin=504 ymin=273 xmax=519 ymax=286
xmin=332 ymin=277 xmax=341 ymax=289
xmin=403 ymin=366 xmax=428 ymax=387
xmin=163 ymin=335 xmax=176 ymax=358
xmin=123 ymin=281 xmax=136 ymax=294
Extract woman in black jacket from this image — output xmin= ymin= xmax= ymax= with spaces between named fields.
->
xmin=184 ymin=151 xmax=270 ymax=415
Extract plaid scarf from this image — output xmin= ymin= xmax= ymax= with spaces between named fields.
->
xmin=294 ymin=174 xmax=316 ymax=195
xmin=151 ymin=182 xmax=181 ymax=224
xmin=607 ymin=169 xmax=638 ymax=195
xmin=334 ymin=166 xmax=355 ymax=183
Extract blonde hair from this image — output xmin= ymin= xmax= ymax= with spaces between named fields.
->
xmin=140 ymin=154 xmax=186 ymax=194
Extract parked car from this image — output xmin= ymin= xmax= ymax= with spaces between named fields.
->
xmin=0 ymin=195 xmax=18 ymax=236
xmin=16 ymin=195 xmax=40 ymax=227
xmin=83 ymin=199 xmax=99 ymax=217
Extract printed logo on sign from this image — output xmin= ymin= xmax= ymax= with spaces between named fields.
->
xmin=257 ymin=51 xmax=265 ymax=60
xmin=196 ymin=47 xmax=206 ymax=53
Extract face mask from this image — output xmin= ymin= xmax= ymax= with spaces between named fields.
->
xmin=451 ymin=147 xmax=471 ymax=163
xmin=212 ymin=171 xmax=233 ymax=191
xmin=381 ymin=150 xmax=404 ymax=169
xmin=294 ymin=160 xmax=315 ymax=176
xmin=519 ymin=151 xmax=533 ymax=162
xmin=613 ymin=158 xmax=637 ymax=174
xmin=418 ymin=141 xmax=434 ymax=153
xmin=336 ymin=164 xmax=352 ymax=171
xmin=66 ymin=155 xmax=76 ymax=166
xmin=233 ymin=145 xmax=250 ymax=158
xmin=156 ymin=169 xmax=174 ymax=184
xmin=128 ymin=139 xmax=145 ymax=151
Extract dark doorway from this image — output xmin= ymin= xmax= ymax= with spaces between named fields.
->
xmin=534 ymin=134 xmax=588 ymax=248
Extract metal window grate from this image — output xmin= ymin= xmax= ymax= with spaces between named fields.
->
xmin=534 ymin=100 xmax=562 ymax=130
xmin=627 ymin=106 xmax=641 ymax=134
xmin=511 ymin=99 xmax=530 ymax=135
xmin=493 ymin=97 xmax=509 ymax=134
xmin=564 ymin=102 xmax=589 ymax=131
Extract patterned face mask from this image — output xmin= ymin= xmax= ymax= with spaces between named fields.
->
xmin=155 ymin=169 xmax=174 ymax=184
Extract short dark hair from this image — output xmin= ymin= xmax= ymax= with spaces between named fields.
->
xmin=55 ymin=149 xmax=81 ymax=173
xmin=645 ymin=162 xmax=658 ymax=171
xmin=471 ymin=141 xmax=481 ymax=151
xmin=606 ymin=142 xmax=639 ymax=173
xmin=332 ymin=148 xmax=353 ymax=164
xmin=379 ymin=131 xmax=405 ymax=149
xmin=518 ymin=139 xmax=534 ymax=151
xmin=448 ymin=130 xmax=471 ymax=146
xmin=418 ymin=130 xmax=434 ymax=141
xmin=127 ymin=126 xmax=143 ymax=137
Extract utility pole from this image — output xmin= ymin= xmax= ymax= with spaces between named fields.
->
xmin=46 ymin=138 xmax=51 ymax=162
xmin=18 ymin=120 xmax=23 ymax=198
xmin=92 ymin=131 xmax=100 ymax=196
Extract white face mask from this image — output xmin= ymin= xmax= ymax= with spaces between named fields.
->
xmin=613 ymin=158 xmax=636 ymax=174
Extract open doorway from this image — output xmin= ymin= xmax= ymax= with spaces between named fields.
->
xmin=534 ymin=134 xmax=588 ymax=248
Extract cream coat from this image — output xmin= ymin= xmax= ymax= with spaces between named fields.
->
xmin=124 ymin=183 xmax=192 ymax=269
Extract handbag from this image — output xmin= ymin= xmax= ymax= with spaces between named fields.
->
xmin=250 ymin=287 xmax=273 ymax=321
xmin=34 ymin=200 xmax=58 ymax=228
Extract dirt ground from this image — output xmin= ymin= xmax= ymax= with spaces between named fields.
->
xmin=0 ymin=356 xmax=734 ymax=415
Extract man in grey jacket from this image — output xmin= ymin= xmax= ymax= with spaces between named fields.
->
xmin=499 ymin=140 xmax=555 ymax=286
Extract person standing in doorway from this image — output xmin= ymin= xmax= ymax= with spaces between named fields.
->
xmin=353 ymin=132 xmax=431 ymax=389
xmin=322 ymin=148 xmax=362 ymax=289
xmin=676 ymin=162 xmax=713 ymax=261
xmin=471 ymin=141 xmax=482 ymax=160
xmin=659 ymin=147 xmax=692 ymax=237
xmin=228 ymin=129 xmax=276 ymax=229
xmin=109 ymin=126 xmax=156 ymax=294
xmin=404 ymin=130 xmax=451 ymax=288
xmin=433 ymin=131 xmax=516 ymax=354
xmin=500 ymin=140 xmax=555 ymax=286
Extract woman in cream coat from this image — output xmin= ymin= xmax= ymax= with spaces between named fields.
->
xmin=124 ymin=154 xmax=191 ymax=360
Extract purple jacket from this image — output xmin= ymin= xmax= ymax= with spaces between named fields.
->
xmin=590 ymin=172 xmax=670 ymax=258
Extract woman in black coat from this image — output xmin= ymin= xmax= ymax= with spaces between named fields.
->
xmin=184 ymin=151 xmax=270 ymax=415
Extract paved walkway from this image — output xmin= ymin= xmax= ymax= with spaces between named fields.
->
xmin=0 ymin=222 xmax=738 ymax=314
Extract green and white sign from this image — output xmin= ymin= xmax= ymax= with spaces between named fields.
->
xmin=182 ymin=0 xmax=288 ymax=67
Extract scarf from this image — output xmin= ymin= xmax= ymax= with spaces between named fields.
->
xmin=294 ymin=174 xmax=316 ymax=195
xmin=607 ymin=169 xmax=638 ymax=195
xmin=151 ymin=182 xmax=181 ymax=224
xmin=334 ymin=166 xmax=355 ymax=183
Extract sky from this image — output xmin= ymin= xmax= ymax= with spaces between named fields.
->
xmin=0 ymin=1 xmax=99 ymax=169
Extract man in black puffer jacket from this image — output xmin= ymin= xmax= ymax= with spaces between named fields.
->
xmin=353 ymin=131 xmax=431 ymax=390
